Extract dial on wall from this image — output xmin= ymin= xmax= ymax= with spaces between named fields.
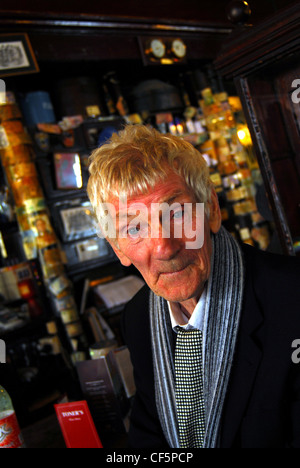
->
xmin=141 ymin=37 xmax=187 ymax=64
xmin=171 ymin=39 xmax=186 ymax=58
xmin=149 ymin=39 xmax=166 ymax=58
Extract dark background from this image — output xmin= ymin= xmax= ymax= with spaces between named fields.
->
xmin=0 ymin=0 xmax=297 ymax=26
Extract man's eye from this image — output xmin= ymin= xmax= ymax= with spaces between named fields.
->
xmin=173 ymin=209 xmax=184 ymax=219
xmin=127 ymin=222 xmax=149 ymax=238
xmin=128 ymin=225 xmax=140 ymax=237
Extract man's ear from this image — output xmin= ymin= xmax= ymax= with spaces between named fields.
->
xmin=208 ymin=188 xmax=222 ymax=234
xmin=107 ymin=239 xmax=132 ymax=267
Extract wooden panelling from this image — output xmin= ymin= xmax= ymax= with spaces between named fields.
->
xmin=0 ymin=0 xmax=297 ymax=26
xmin=272 ymin=158 xmax=300 ymax=237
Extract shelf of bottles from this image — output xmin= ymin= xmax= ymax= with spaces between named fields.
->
xmin=196 ymin=89 xmax=272 ymax=250
xmin=148 ymin=78 xmax=273 ymax=250
xmin=0 ymin=93 xmax=88 ymax=363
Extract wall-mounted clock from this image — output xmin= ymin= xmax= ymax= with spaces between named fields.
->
xmin=171 ymin=38 xmax=187 ymax=58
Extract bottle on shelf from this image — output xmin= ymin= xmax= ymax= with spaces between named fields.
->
xmin=0 ymin=385 xmax=25 ymax=448
xmin=104 ymin=71 xmax=129 ymax=117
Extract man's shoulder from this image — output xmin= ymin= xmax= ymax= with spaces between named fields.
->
xmin=241 ymin=242 xmax=300 ymax=306
xmin=122 ymin=284 xmax=151 ymax=332
xmin=121 ymin=284 xmax=152 ymax=357
xmin=242 ymin=242 xmax=300 ymax=278
xmin=126 ymin=283 xmax=150 ymax=312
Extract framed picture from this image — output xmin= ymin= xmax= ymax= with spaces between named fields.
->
xmin=60 ymin=205 xmax=98 ymax=240
xmin=35 ymin=153 xmax=89 ymax=201
xmin=54 ymin=152 xmax=83 ymax=190
xmin=0 ymin=33 xmax=39 ymax=77
xmin=51 ymin=198 xmax=99 ymax=242
xmin=75 ymin=238 xmax=109 ymax=263
xmin=62 ymin=237 xmax=115 ymax=270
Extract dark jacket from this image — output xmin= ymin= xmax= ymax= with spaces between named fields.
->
xmin=122 ymin=243 xmax=300 ymax=448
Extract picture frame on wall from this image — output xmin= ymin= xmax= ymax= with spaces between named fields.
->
xmin=52 ymin=198 xmax=99 ymax=242
xmin=63 ymin=237 xmax=114 ymax=268
xmin=0 ymin=33 xmax=39 ymax=77
xmin=60 ymin=205 xmax=98 ymax=240
xmin=53 ymin=152 xmax=83 ymax=190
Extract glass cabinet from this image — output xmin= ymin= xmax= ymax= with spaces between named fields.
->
xmin=215 ymin=3 xmax=300 ymax=256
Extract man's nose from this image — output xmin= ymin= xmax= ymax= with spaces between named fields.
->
xmin=151 ymin=232 xmax=182 ymax=260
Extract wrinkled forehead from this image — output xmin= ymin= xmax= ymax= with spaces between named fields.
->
xmin=113 ymin=172 xmax=194 ymax=208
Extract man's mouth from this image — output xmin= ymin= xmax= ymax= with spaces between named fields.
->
xmin=159 ymin=265 xmax=189 ymax=277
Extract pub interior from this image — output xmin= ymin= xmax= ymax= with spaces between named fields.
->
xmin=0 ymin=0 xmax=299 ymax=449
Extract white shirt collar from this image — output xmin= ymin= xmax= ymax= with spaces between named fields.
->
xmin=167 ymin=285 xmax=207 ymax=332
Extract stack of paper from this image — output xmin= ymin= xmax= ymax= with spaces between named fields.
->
xmin=94 ymin=275 xmax=144 ymax=309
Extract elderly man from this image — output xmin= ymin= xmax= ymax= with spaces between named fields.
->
xmin=87 ymin=124 xmax=300 ymax=448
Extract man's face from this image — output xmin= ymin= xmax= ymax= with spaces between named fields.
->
xmin=107 ymin=173 xmax=221 ymax=306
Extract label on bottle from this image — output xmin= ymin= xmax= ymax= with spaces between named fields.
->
xmin=85 ymin=105 xmax=101 ymax=117
xmin=0 ymin=411 xmax=24 ymax=448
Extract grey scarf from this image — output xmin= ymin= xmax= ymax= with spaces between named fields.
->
xmin=149 ymin=226 xmax=244 ymax=448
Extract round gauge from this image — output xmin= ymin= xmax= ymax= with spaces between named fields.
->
xmin=149 ymin=39 xmax=166 ymax=58
xmin=171 ymin=39 xmax=186 ymax=58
